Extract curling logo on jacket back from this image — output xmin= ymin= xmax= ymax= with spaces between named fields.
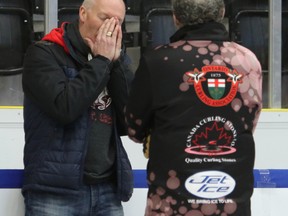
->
xmin=185 ymin=170 xmax=236 ymax=199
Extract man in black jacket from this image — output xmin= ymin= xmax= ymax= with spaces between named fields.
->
xmin=125 ymin=0 xmax=262 ymax=215
xmin=22 ymin=0 xmax=134 ymax=215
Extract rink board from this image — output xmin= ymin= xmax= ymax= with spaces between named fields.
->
xmin=0 ymin=108 xmax=287 ymax=215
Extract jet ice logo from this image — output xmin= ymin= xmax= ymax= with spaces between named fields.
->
xmin=185 ymin=171 xmax=236 ymax=199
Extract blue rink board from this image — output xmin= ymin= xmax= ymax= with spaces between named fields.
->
xmin=0 ymin=169 xmax=287 ymax=189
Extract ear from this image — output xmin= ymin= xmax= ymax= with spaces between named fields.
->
xmin=79 ymin=6 xmax=87 ymax=23
xmin=172 ymin=13 xmax=182 ymax=29
xmin=220 ymin=7 xmax=225 ymax=19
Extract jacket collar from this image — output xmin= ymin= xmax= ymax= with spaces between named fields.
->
xmin=170 ymin=21 xmax=229 ymax=43
xmin=42 ymin=21 xmax=91 ymax=65
xmin=64 ymin=20 xmax=91 ymax=65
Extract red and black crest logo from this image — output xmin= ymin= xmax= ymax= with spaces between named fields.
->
xmin=182 ymin=65 xmax=242 ymax=107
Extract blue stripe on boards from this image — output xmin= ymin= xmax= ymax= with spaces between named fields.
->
xmin=0 ymin=170 xmax=23 ymax=188
xmin=0 ymin=169 xmax=287 ymax=189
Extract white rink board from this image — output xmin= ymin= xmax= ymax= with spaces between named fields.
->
xmin=0 ymin=108 xmax=288 ymax=216
xmin=0 ymin=189 xmax=287 ymax=216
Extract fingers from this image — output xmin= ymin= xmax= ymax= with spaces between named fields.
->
xmin=112 ymin=25 xmax=122 ymax=61
xmin=101 ymin=18 xmax=116 ymax=38
xmin=87 ymin=17 xmax=122 ymax=61
xmin=116 ymin=25 xmax=122 ymax=50
xmin=97 ymin=19 xmax=109 ymax=38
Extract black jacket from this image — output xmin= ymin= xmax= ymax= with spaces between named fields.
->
xmin=125 ymin=21 xmax=262 ymax=211
xmin=22 ymin=21 xmax=134 ymax=201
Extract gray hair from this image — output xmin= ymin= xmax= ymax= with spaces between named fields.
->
xmin=82 ymin=0 xmax=94 ymax=8
xmin=171 ymin=0 xmax=225 ymax=25
xmin=82 ymin=0 xmax=125 ymax=9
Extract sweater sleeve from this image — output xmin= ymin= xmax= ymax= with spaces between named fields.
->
xmin=125 ymin=56 xmax=153 ymax=143
xmin=22 ymin=43 xmax=111 ymax=125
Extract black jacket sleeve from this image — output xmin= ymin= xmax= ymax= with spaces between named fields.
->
xmin=22 ymin=42 xmax=112 ymax=125
xmin=125 ymin=56 xmax=153 ymax=142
